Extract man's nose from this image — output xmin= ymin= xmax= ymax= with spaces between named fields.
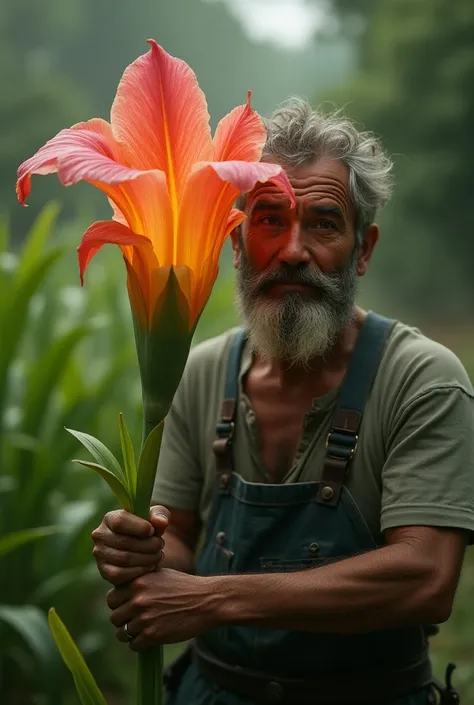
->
xmin=278 ymin=223 xmax=311 ymax=266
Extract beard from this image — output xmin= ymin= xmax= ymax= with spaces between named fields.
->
xmin=236 ymin=244 xmax=358 ymax=366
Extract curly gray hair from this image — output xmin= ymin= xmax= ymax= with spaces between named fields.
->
xmin=239 ymin=97 xmax=394 ymax=243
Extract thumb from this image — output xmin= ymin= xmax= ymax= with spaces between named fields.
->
xmin=150 ymin=505 xmax=170 ymax=534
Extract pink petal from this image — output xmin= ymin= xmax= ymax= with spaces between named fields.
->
xmin=196 ymin=160 xmax=296 ymax=208
xmin=110 ymin=39 xmax=213 ymax=198
xmin=213 ymin=91 xmax=266 ymax=162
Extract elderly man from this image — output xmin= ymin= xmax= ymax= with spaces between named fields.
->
xmin=92 ymin=98 xmax=474 ymax=705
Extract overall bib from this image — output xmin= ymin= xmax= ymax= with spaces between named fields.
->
xmin=167 ymin=313 xmax=435 ymax=705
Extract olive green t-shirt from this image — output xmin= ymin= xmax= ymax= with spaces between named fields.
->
xmin=152 ymin=319 xmax=474 ymax=544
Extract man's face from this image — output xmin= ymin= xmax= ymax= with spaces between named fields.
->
xmin=232 ymin=158 xmax=374 ymax=365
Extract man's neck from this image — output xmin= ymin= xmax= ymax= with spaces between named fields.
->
xmin=252 ymin=307 xmax=366 ymax=394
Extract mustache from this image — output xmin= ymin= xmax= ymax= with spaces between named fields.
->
xmin=251 ymin=265 xmax=340 ymax=295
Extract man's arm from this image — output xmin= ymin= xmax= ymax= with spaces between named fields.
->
xmin=210 ymin=525 xmax=467 ymax=633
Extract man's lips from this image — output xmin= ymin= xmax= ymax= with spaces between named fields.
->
xmin=264 ymin=282 xmax=316 ymax=296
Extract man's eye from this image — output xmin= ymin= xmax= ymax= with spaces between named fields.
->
xmin=260 ymin=215 xmax=284 ymax=227
xmin=311 ymin=220 xmax=337 ymax=231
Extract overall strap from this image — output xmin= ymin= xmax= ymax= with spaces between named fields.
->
xmin=212 ymin=328 xmax=247 ymax=490
xmin=317 ymin=312 xmax=396 ymax=506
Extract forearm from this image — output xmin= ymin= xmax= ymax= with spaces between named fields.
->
xmin=161 ymin=529 xmax=196 ymax=573
xmin=210 ymin=543 xmax=449 ymax=634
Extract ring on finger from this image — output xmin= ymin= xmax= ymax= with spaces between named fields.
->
xmin=123 ymin=622 xmax=134 ymax=642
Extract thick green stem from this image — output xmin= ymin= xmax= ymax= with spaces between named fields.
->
xmin=136 ymin=415 xmax=165 ymax=705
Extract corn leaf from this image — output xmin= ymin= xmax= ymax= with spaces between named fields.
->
xmin=22 ymin=325 xmax=89 ymax=437
xmin=48 ymin=608 xmax=107 ymax=705
xmin=0 ymin=247 xmax=64 ymax=421
xmin=65 ymin=428 xmax=126 ymax=483
xmin=71 ymin=460 xmax=133 ymax=512
xmin=118 ymin=412 xmax=137 ymax=497
xmin=0 ymin=605 xmax=61 ymax=686
xmin=135 ymin=422 xmax=164 ymax=519
xmin=0 ymin=526 xmax=65 ymax=560
xmin=16 ymin=202 xmax=61 ymax=285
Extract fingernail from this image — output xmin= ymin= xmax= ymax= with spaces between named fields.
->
xmin=148 ymin=526 xmax=155 ymax=536
xmin=156 ymin=514 xmax=168 ymax=522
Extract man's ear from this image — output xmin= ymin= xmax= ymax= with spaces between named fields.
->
xmin=357 ymin=224 xmax=379 ymax=276
xmin=230 ymin=226 xmax=242 ymax=269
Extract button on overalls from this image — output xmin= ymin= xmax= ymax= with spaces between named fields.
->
xmin=167 ymin=313 xmax=434 ymax=705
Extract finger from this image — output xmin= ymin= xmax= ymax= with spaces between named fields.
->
xmin=105 ymin=510 xmax=154 ymax=538
xmin=106 ymin=585 xmax=133 ymax=610
xmin=93 ymin=545 xmax=161 ymax=568
xmin=110 ymin=602 xmax=135 ymax=628
xmin=99 ymin=563 xmax=155 ymax=586
xmin=149 ymin=506 xmax=170 ymax=535
xmin=94 ymin=532 xmax=164 ymax=555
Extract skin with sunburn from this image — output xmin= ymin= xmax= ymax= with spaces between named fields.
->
xmin=91 ymin=157 xmax=468 ymax=652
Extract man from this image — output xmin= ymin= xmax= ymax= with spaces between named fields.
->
xmin=92 ymin=98 xmax=474 ymax=704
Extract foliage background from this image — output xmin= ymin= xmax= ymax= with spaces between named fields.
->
xmin=1 ymin=0 xmax=473 ymax=703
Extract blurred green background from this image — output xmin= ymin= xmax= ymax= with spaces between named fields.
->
xmin=1 ymin=0 xmax=473 ymax=703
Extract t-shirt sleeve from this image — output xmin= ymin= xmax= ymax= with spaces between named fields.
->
xmin=151 ymin=376 xmax=203 ymax=511
xmin=381 ymin=384 xmax=474 ymax=542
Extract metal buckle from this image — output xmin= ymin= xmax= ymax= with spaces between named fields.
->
xmin=325 ymin=432 xmax=359 ymax=459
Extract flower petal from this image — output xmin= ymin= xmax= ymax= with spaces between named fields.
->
xmin=16 ymin=119 xmax=143 ymax=205
xmin=77 ymin=220 xmax=153 ymax=286
xmin=213 ymin=91 xmax=266 ymax=162
xmin=110 ymin=39 xmax=213 ymax=208
xmin=202 ymin=160 xmax=295 ymax=207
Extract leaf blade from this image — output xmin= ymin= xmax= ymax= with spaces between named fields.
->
xmin=65 ymin=427 xmax=125 ymax=482
xmin=72 ymin=459 xmax=133 ymax=511
xmin=118 ymin=412 xmax=138 ymax=497
xmin=48 ymin=608 xmax=108 ymax=705
xmin=135 ymin=422 xmax=164 ymax=519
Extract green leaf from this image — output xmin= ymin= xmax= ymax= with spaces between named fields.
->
xmin=0 ymin=605 xmax=61 ymax=686
xmin=0 ymin=526 xmax=65 ymax=560
xmin=65 ymin=427 xmax=126 ymax=483
xmin=71 ymin=459 xmax=133 ymax=511
xmin=0 ymin=247 xmax=64 ymax=423
xmin=48 ymin=608 xmax=107 ymax=705
xmin=119 ymin=412 xmax=137 ymax=497
xmin=17 ymin=202 xmax=61 ymax=285
xmin=135 ymin=422 xmax=164 ymax=519
xmin=22 ymin=325 xmax=89 ymax=436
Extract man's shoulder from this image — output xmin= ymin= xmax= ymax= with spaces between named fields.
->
xmin=378 ymin=317 xmax=473 ymax=399
xmin=177 ymin=327 xmax=243 ymax=399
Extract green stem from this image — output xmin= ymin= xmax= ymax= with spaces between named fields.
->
xmin=136 ymin=414 xmax=165 ymax=705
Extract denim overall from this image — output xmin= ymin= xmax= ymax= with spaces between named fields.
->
xmin=167 ymin=313 xmax=435 ymax=705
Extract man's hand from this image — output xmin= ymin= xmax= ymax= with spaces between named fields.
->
xmin=107 ymin=569 xmax=215 ymax=650
xmin=92 ymin=506 xmax=170 ymax=585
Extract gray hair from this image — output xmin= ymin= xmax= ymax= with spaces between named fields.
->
xmin=240 ymin=97 xmax=394 ymax=242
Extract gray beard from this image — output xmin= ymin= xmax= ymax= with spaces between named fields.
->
xmin=236 ymin=247 xmax=358 ymax=366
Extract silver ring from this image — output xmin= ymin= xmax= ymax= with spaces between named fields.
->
xmin=123 ymin=622 xmax=133 ymax=642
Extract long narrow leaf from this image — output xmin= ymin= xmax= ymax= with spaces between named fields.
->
xmin=48 ymin=608 xmax=107 ymax=705
xmin=65 ymin=428 xmax=126 ymax=483
xmin=22 ymin=326 xmax=90 ymax=436
xmin=0 ymin=605 xmax=61 ymax=684
xmin=0 ymin=247 xmax=64 ymax=422
xmin=119 ymin=412 xmax=137 ymax=497
xmin=135 ymin=423 xmax=164 ymax=519
xmin=16 ymin=202 xmax=60 ymax=285
xmin=0 ymin=526 xmax=65 ymax=560
xmin=72 ymin=459 xmax=133 ymax=511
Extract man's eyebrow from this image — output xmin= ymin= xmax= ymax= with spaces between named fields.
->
xmin=306 ymin=204 xmax=345 ymax=218
xmin=250 ymin=200 xmax=288 ymax=213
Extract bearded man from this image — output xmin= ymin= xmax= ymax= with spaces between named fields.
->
xmin=92 ymin=98 xmax=474 ymax=705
